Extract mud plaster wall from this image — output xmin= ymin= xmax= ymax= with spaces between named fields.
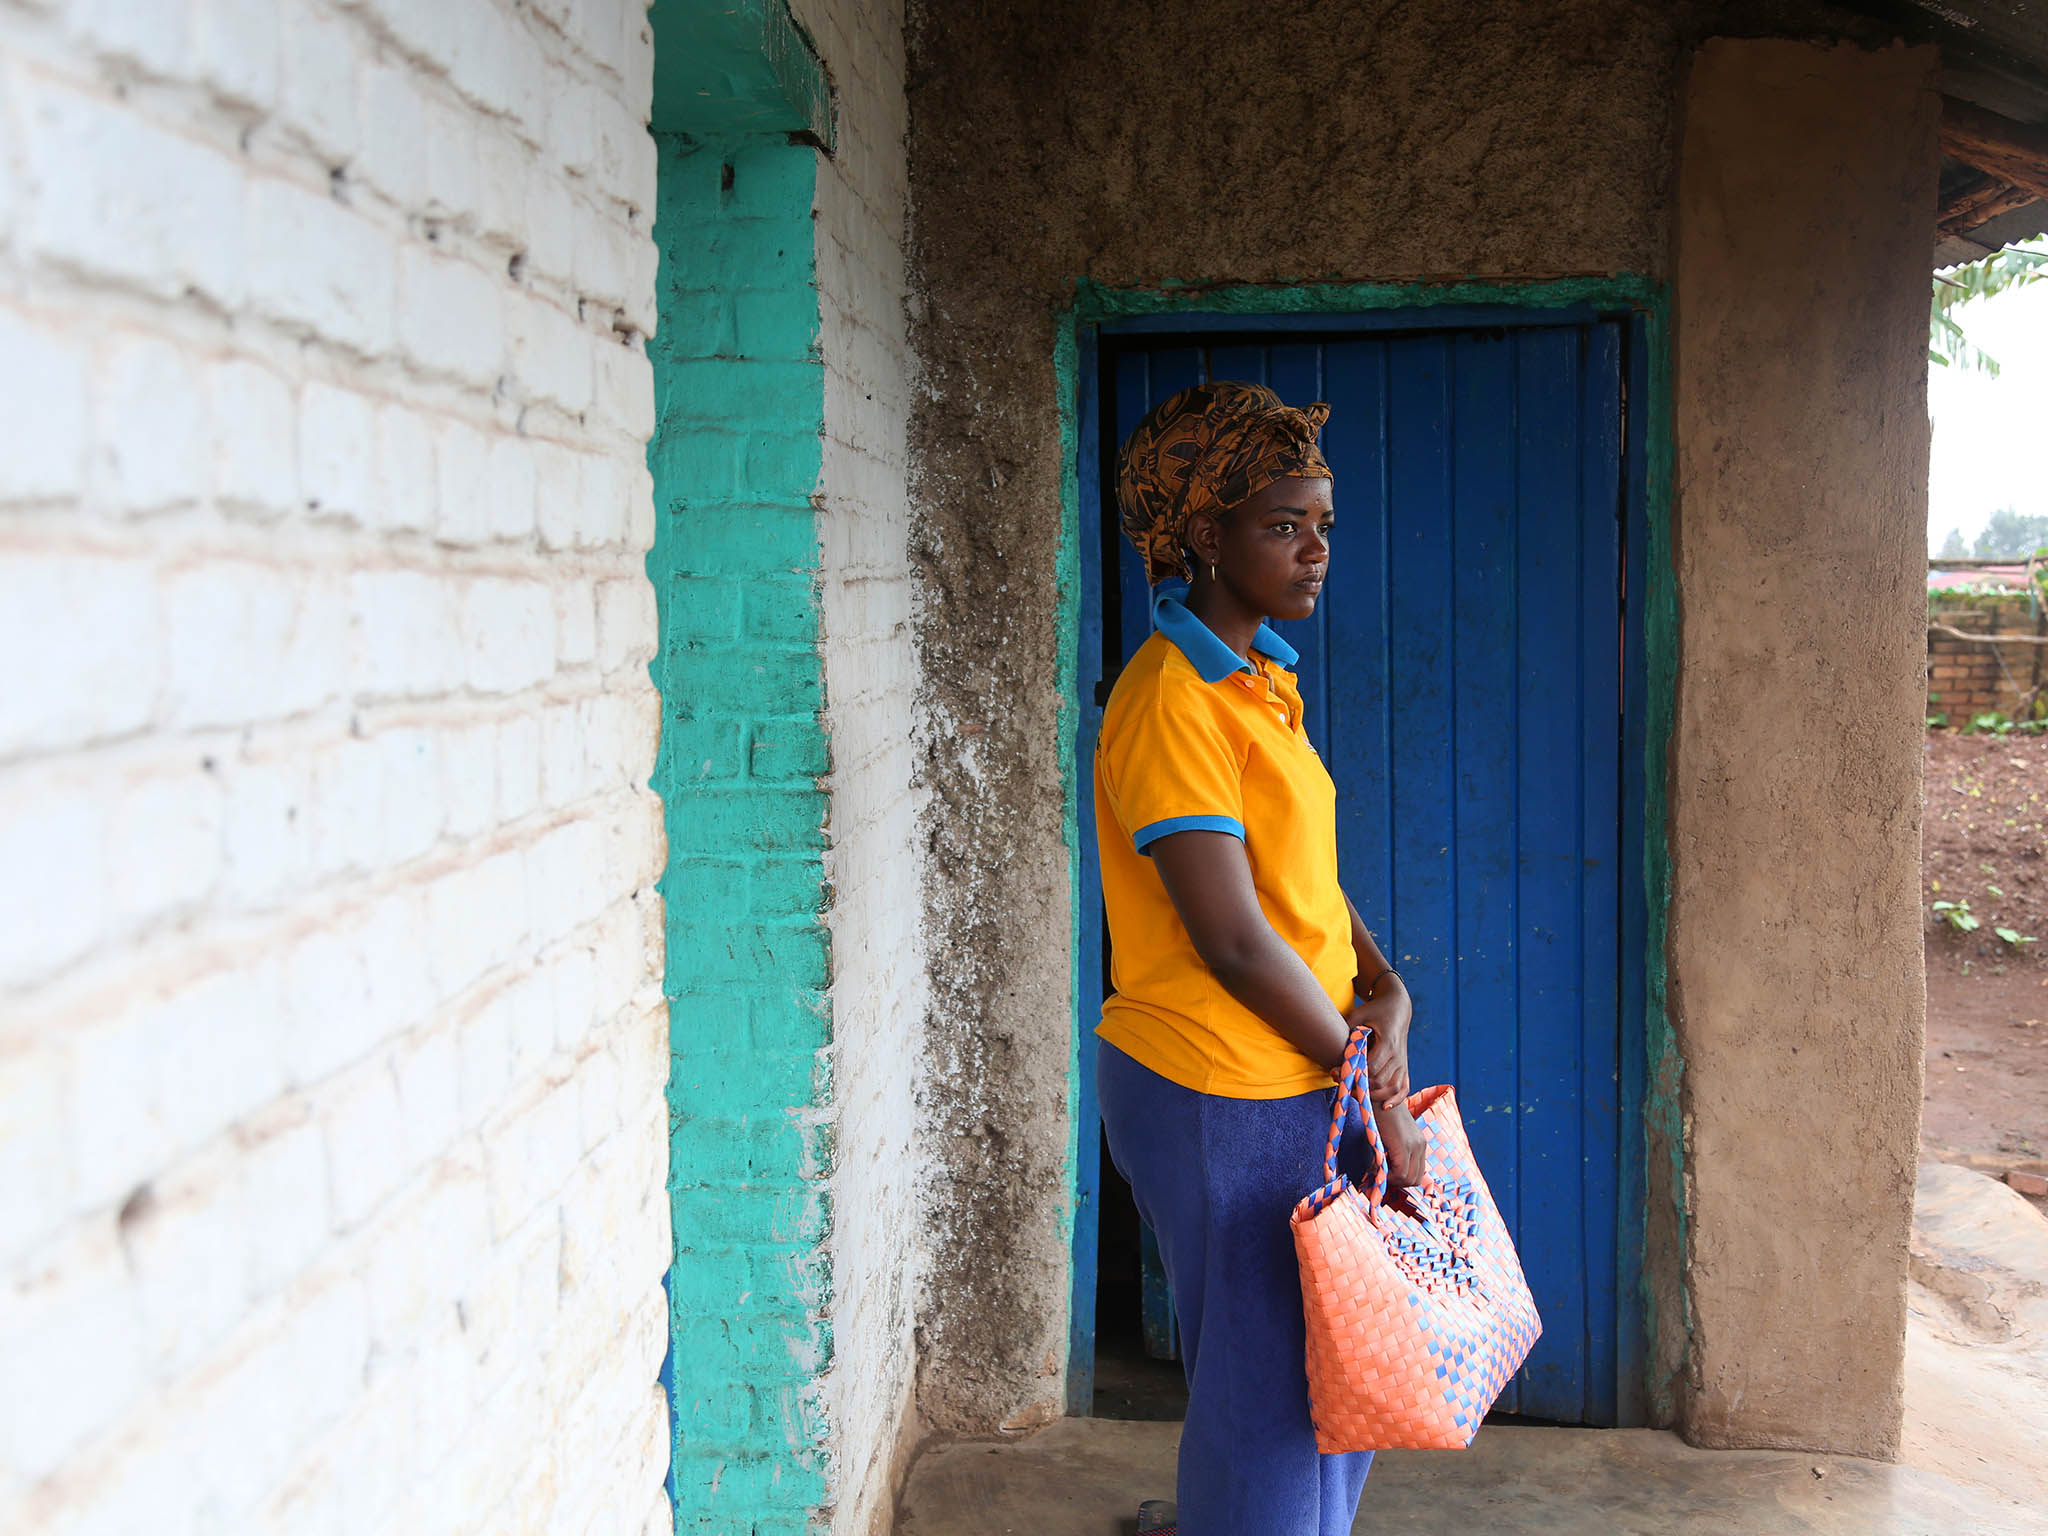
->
xmin=905 ymin=0 xmax=1683 ymax=1433
xmin=1670 ymin=38 xmax=1936 ymax=1458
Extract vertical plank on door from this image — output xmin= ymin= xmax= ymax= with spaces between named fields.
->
xmin=1323 ymin=341 xmax=1394 ymax=943
xmin=1269 ymin=343 xmax=1330 ymax=753
xmin=1512 ymin=324 xmax=1589 ymax=1415
xmin=1385 ymin=334 xmax=1458 ymax=1093
xmin=1447 ymin=333 xmax=1521 ymax=1406
xmin=1205 ymin=343 xmax=1268 ymax=387
xmin=1149 ymin=347 xmax=1208 ymax=402
xmin=1577 ymin=322 xmax=1625 ymax=1425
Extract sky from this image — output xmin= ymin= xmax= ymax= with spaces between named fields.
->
xmin=1928 ymin=266 xmax=2048 ymax=554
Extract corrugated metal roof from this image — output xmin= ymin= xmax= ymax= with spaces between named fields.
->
xmin=1848 ymin=2 xmax=2048 ymax=260
xmin=1838 ymin=0 xmax=2048 ymax=114
xmin=1897 ymin=0 xmax=2048 ymax=79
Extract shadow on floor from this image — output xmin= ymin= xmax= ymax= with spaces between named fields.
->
xmin=894 ymin=1419 xmax=2037 ymax=1535
xmin=1090 ymin=1340 xmax=1188 ymax=1424
xmin=973 ymin=737 xmax=2048 ymax=1534
xmin=904 ymin=1161 xmax=2048 ymax=1535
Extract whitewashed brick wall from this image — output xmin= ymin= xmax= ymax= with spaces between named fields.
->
xmin=0 ymin=3 xmax=674 ymax=1534
xmin=799 ymin=0 xmax=927 ymax=1527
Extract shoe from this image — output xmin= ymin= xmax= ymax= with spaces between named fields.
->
xmin=1136 ymin=1499 xmax=1177 ymax=1534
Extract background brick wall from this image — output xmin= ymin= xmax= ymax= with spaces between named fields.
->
xmin=0 ymin=2 xmax=674 ymax=1532
xmin=1927 ymin=596 xmax=2048 ymax=727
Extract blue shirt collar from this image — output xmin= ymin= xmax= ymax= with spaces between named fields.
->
xmin=1150 ymin=582 xmax=1300 ymax=685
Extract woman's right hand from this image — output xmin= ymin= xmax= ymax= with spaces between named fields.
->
xmin=1373 ymin=1098 xmax=1428 ymax=1190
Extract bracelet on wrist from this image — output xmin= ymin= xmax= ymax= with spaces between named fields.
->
xmin=1363 ymin=966 xmax=1402 ymax=999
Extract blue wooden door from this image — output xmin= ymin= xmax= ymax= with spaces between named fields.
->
xmin=1084 ymin=323 xmax=1626 ymax=1426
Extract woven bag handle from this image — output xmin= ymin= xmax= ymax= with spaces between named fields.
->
xmin=1332 ymin=1041 xmax=1476 ymax=1258
xmin=1308 ymin=1024 xmax=1387 ymax=1217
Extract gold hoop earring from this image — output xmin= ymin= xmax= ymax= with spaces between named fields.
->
xmin=1209 ymin=562 xmax=1217 ymax=583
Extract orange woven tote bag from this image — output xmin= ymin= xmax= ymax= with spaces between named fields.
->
xmin=1289 ymin=1026 xmax=1543 ymax=1452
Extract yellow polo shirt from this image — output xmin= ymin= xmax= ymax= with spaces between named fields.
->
xmin=1094 ymin=589 xmax=1354 ymax=1098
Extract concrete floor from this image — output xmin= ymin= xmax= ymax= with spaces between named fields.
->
xmin=899 ymin=1164 xmax=2048 ymax=1535
xmin=895 ymin=1418 xmax=2041 ymax=1535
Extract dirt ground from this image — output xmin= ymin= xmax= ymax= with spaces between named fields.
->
xmin=1920 ymin=730 xmax=2048 ymax=1205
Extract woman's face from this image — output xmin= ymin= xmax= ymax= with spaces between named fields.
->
xmin=1199 ymin=475 xmax=1335 ymax=622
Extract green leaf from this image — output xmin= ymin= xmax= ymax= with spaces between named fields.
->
xmin=1934 ymin=898 xmax=1982 ymax=932
xmin=1930 ymin=237 xmax=2048 ymax=377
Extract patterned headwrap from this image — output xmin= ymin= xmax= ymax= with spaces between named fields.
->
xmin=1115 ymin=381 xmax=1334 ymax=586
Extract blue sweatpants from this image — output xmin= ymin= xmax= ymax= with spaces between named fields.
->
xmin=1098 ymin=1039 xmax=1374 ymax=1536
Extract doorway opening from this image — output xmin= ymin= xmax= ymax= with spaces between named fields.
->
xmin=1090 ymin=1128 xmax=1189 ymax=1420
xmin=1069 ymin=307 xmax=1653 ymax=1428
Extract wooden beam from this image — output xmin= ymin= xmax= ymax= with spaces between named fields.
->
xmin=1942 ymin=98 xmax=2048 ymax=207
xmin=1937 ymin=176 xmax=2039 ymax=236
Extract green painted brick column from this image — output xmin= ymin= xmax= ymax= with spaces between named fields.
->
xmin=647 ymin=133 xmax=836 ymax=1532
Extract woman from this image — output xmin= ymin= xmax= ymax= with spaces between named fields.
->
xmin=1095 ymin=381 xmax=1426 ymax=1536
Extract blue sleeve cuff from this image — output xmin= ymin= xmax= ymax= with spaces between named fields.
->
xmin=1133 ymin=814 xmax=1246 ymax=853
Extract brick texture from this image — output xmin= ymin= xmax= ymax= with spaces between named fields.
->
xmin=646 ymin=0 xmax=923 ymax=1523
xmin=1926 ymin=596 xmax=2048 ymax=727
xmin=799 ymin=0 xmax=927 ymax=1528
xmin=0 ymin=3 xmax=672 ymax=1535
xmin=648 ymin=134 xmax=838 ymax=1532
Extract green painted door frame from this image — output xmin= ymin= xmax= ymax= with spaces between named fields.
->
xmin=1054 ymin=276 xmax=1685 ymax=1427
